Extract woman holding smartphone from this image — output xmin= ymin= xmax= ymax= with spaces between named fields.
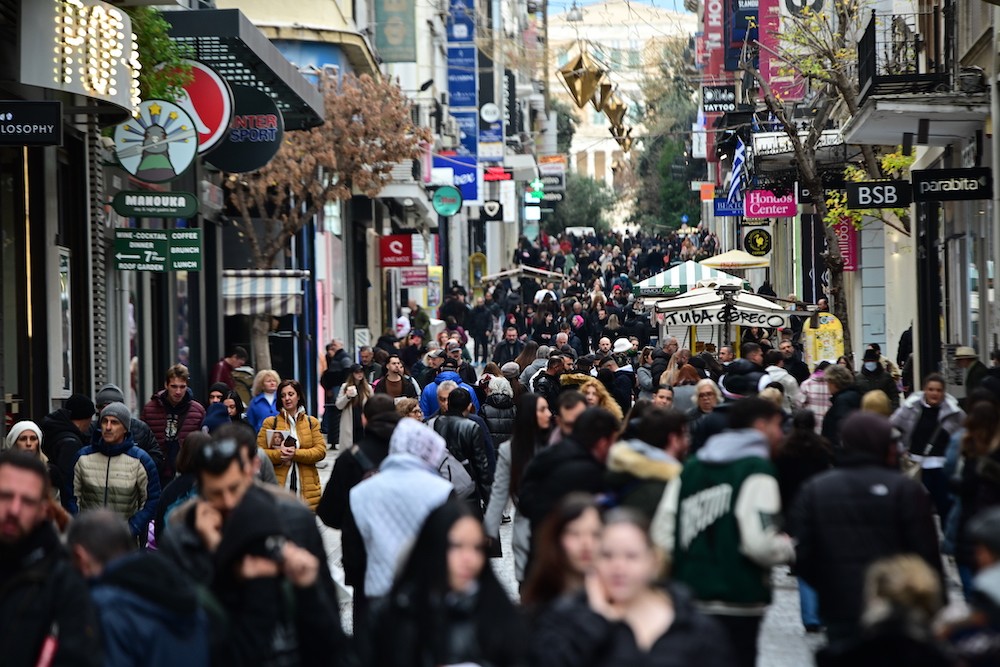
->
xmin=256 ymin=379 xmax=326 ymax=511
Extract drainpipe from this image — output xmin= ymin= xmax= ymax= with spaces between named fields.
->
xmin=992 ymin=6 xmax=1000 ymax=354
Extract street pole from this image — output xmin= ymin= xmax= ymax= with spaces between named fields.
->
xmin=543 ymin=0 xmax=550 ymax=113
xmin=991 ymin=5 xmax=1000 ymax=356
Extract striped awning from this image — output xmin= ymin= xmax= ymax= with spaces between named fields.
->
xmin=222 ymin=269 xmax=311 ymax=317
xmin=635 ymin=261 xmax=744 ymax=296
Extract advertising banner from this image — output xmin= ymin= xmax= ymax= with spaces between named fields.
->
xmin=447 ymin=0 xmax=475 ymax=42
xmin=744 ymin=189 xmax=797 ymax=217
xmin=447 ymin=46 xmax=478 ymax=109
xmin=434 ymin=154 xmax=479 ymax=204
xmin=833 ymin=218 xmax=858 ymax=271
xmin=725 ymin=0 xmax=758 ymax=71
xmin=759 ymin=0 xmax=804 ymax=101
xmin=375 ymin=0 xmax=417 ymax=62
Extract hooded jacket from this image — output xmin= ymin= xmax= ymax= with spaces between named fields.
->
xmin=605 ymin=439 xmax=682 ymax=519
xmin=70 ymin=431 xmax=162 ymax=538
xmin=141 ymin=388 xmax=206 ymax=478
xmin=651 ymin=428 xmax=793 ymax=614
xmin=418 ymin=371 xmax=480 ymax=416
xmin=91 ymin=552 xmax=209 ymax=667
xmin=41 ymin=407 xmax=90 ymax=508
xmin=481 ymin=393 xmax=516 ymax=445
xmin=518 ymin=438 xmax=606 ymax=532
xmin=0 ymin=522 xmax=102 ymax=667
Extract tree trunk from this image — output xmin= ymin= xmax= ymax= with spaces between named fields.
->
xmin=252 ymin=313 xmax=273 ymax=372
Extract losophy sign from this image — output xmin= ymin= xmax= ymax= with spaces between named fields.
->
xmin=744 ymin=189 xmax=797 ymax=218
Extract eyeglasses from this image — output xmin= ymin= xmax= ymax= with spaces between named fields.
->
xmin=409 ymin=408 xmax=423 ymax=416
xmin=195 ymin=438 xmax=241 ymax=473
xmin=698 ymin=392 xmax=716 ymax=398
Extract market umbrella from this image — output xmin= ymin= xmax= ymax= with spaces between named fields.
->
xmin=634 ymin=260 xmax=746 ymax=297
xmin=699 ymin=250 xmax=770 ymax=270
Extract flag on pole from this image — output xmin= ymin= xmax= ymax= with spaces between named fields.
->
xmin=727 ymin=137 xmax=746 ymax=205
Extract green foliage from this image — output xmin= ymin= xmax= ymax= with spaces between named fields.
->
xmin=547 ymin=173 xmax=615 ymax=234
xmin=824 ymin=148 xmax=914 ymax=228
xmin=654 ymin=139 xmax=701 ymax=229
xmin=551 ymin=99 xmax=579 ymax=156
xmin=126 ymin=7 xmax=193 ymax=102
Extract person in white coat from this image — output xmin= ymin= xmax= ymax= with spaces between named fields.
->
xmin=335 ymin=365 xmax=372 ymax=450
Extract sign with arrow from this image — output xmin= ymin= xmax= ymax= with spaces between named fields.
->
xmin=113 ymin=228 xmax=202 ymax=272
xmin=911 ymin=167 xmax=993 ymax=202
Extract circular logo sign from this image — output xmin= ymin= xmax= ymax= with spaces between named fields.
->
xmin=113 ymin=100 xmax=198 ymax=184
xmin=205 ymin=84 xmax=285 ymax=173
xmin=433 ymin=185 xmax=463 ymax=217
xmin=744 ymin=229 xmax=773 ymax=257
xmin=480 ymin=103 xmax=501 ymax=123
xmin=174 ymin=60 xmax=234 ymax=154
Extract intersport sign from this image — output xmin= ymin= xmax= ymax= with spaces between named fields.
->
xmin=911 ymin=167 xmax=993 ymax=202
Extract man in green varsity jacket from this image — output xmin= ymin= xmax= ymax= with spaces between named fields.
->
xmin=651 ymin=397 xmax=794 ymax=667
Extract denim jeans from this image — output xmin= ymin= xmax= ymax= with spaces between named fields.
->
xmin=798 ymin=578 xmax=821 ymax=627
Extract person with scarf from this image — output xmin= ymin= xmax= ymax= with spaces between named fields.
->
xmin=256 ymin=380 xmax=325 ymax=511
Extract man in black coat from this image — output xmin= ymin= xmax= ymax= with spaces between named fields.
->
xmin=492 ymin=326 xmax=525 ymax=365
xmin=432 ymin=388 xmax=493 ymax=508
xmin=0 ymin=451 xmax=102 ymax=666
xmin=40 ymin=393 xmax=95 ymax=510
xmin=856 ymin=348 xmax=900 ymax=408
xmin=778 ymin=339 xmax=810 ymax=386
xmin=790 ymin=412 xmax=942 ymax=644
xmin=518 ymin=407 xmax=620 ymax=532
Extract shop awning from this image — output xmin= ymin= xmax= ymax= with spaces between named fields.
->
xmin=222 ymin=269 xmax=310 ymax=316
xmin=167 ymin=9 xmax=324 ymax=130
xmin=653 ymin=287 xmax=791 ymax=327
xmin=635 ymin=261 xmax=746 ymax=297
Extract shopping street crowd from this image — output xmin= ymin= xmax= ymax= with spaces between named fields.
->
xmin=2 ymin=227 xmax=1000 ymax=666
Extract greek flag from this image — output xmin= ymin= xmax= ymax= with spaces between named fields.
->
xmin=727 ymin=137 xmax=746 ymax=205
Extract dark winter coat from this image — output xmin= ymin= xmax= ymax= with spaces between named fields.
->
xmin=822 ymin=387 xmax=863 ymax=447
xmin=492 ymin=339 xmax=526 ymax=365
xmin=518 ymin=438 xmax=606 ymax=532
xmin=529 ymin=583 xmax=735 ymax=667
xmin=433 ymin=415 xmax=494 ymax=509
xmin=481 ymin=394 xmax=517 ymax=447
xmin=604 ymin=440 xmax=682 ymax=520
xmin=91 ymin=551 xmax=209 ymax=667
xmin=955 ymin=448 xmax=1000 ymax=567
xmin=789 ymin=452 xmax=943 ymax=626
xmin=140 ymin=389 xmax=206 ymax=479
xmin=817 ymin=617 xmax=957 ymax=667
xmin=856 ymin=366 xmax=900 ymax=409
xmin=773 ymin=430 xmax=833 ymax=513
xmin=0 ymin=522 xmax=102 ymax=667
xmin=41 ymin=408 xmax=90 ymax=508
xmin=533 ymin=371 xmax=563 ymax=408
xmin=650 ymin=349 xmax=671 ymax=387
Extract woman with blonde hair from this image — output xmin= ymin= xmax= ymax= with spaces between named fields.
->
xmin=861 ymin=389 xmax=893 ymax=417
xmin=335 ymin=364 xmax=373 ymax=450
xmin=245 ymin=369 xmax=281 ymax=432
xmin=579 ymin=378 xmax=624 ymax=422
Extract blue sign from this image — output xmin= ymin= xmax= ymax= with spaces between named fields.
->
xmin=714 ymin=198 xmax=743 ymax=216
xmin=453 ymin=109 xmax=478 ymax=157
xmin=434 ymin=155 xmax=479 ymax=203
xmin=447 ymin=46 xmax=477 ymax=109
xmin=447 ymin=0 xmax=475 ymax=43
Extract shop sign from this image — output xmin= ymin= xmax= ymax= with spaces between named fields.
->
xmin=447 ymin=46 xmax=478 ymax=109
xmin=483 ymin=167 xmax=513 ymax=182
xmin=845 ymin=180 xmax=911 ymax=209
xmin=206 ymin=85 xmax=285 ymax=173
xmin=911 ymin=167 xmax=993 ymax=202
xmin=380 ymin=235 xmax=414 ymax=267
xmin=702 ymin=85 xmax=736 ymax=113
xmin=744 ymin=228 xmax=772 ymax=256
xmin=113 ymin=100 xmax=198 ymax=184
xmin=112 ymin=191 xmax=198 ymax=218
xmin=400 ymin=266 xmax=428 ymax=287
xmin=540 ymin=173 xmax=565 ymax=191
xmin=433 ymin=186 xmax=463 ymax=217
xmin=833 ymin=218 xmax=858 ymax=271
xmin=113 ymin=228 xmax=202 ymax=272
xmin=375 ymin=0 xmax=416 ymax=62
xmin=21 ymin=0 xmax=141 ymax=112
xmin=0 ymin=101 xmax=62 ymax=146
xmin=714 ymin=198 xmax=743 ymax=216
xmin=482 ymin=201 xmax=503 ymax=221
xmin=541 ymin=192 xmax=564 ymax=203
xmin=661 ymin=308 xmax=787 ymax=328
xmin=174 ymin=60 xmax=234 ymax=154
xmin=744 ymin=189 xmax=797 ymax=217
xmin=447 ymin=0 xmax=476 ymax=42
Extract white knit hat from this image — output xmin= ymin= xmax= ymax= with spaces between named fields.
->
xmin=4 ymin=421 xmax=43 ymax=451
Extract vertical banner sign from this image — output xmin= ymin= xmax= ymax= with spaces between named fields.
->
xmin=726 ymin=0 xmax=758 ymax=71
xmin=375 ymin=0 xmax=416 ymax=62
xmin=447 ymin=46 xmax=478 ymax=109
xmin=703 ymin=0 xmax=725 ymax=159
xmin=478 ymin=50 xmax=503 ymax=162
xmin=759 ymin=0 xmax=804 ymax=101
xmin=504 ymin=69 xmax=520 ymax=139
xmin=447 ymin=0 xmax=479 ymax=204
xmin=833 ymin=218 xmax=858 ymax=272
xmin=452 ymin=110 xmax=479 ymax=157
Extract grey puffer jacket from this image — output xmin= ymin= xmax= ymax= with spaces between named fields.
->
xmin=889 ymin=392 xmax=964 ymax=457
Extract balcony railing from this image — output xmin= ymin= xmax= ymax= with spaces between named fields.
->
xmin=858 ymin=8 xmax=952 ymax=102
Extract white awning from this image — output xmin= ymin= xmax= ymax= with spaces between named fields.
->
xmin=636 ymin=260 xmax=746 ymax=296
xmin=222 ymin=269 xmax=311 ymax=317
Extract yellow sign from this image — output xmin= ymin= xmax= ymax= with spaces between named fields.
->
xmin=802 ymin=312 xmax=844 ymax=369
xmin=469 ymin=253 xmax=487 ymax=299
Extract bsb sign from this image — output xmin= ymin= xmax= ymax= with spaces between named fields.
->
xmin=911 ymin=167 xmax=993 ymax=202
xmin=845 ymin=181 xmax=911 ymax=209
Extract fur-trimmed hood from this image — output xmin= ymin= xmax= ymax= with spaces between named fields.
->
xmin=606 ymin=439 xmax=682 ymax=482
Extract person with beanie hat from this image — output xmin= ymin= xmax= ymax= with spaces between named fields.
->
xmin=206 ymin=382 xmax=231 ymax=405
xmin=790 ymin=412 xmax=942 ymax=644
xmin=70 ymin=402 xmax=161 ymax=539
xmin=91 ymin=383 xmax=165 ymax=483
xmin=42 ymin=394 xmax=96 ymax=509
xmin=4 ymin=420 xmax=44 ymax=455
xmin=856 ymin=348 xmax=900 ymax=410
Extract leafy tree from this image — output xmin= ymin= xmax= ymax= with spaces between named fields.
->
xmin=550 ymin=98 xmax=579 ymax=156
xmin=655 ymin=139 xmax=701 ymax=229
xmin=127 ymin=7 xmax=192 ymax=102
xmin=548 ymin=173 xmax=615 ymax=234
xmin=227 ymin=74 xmax=431 ymax=368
